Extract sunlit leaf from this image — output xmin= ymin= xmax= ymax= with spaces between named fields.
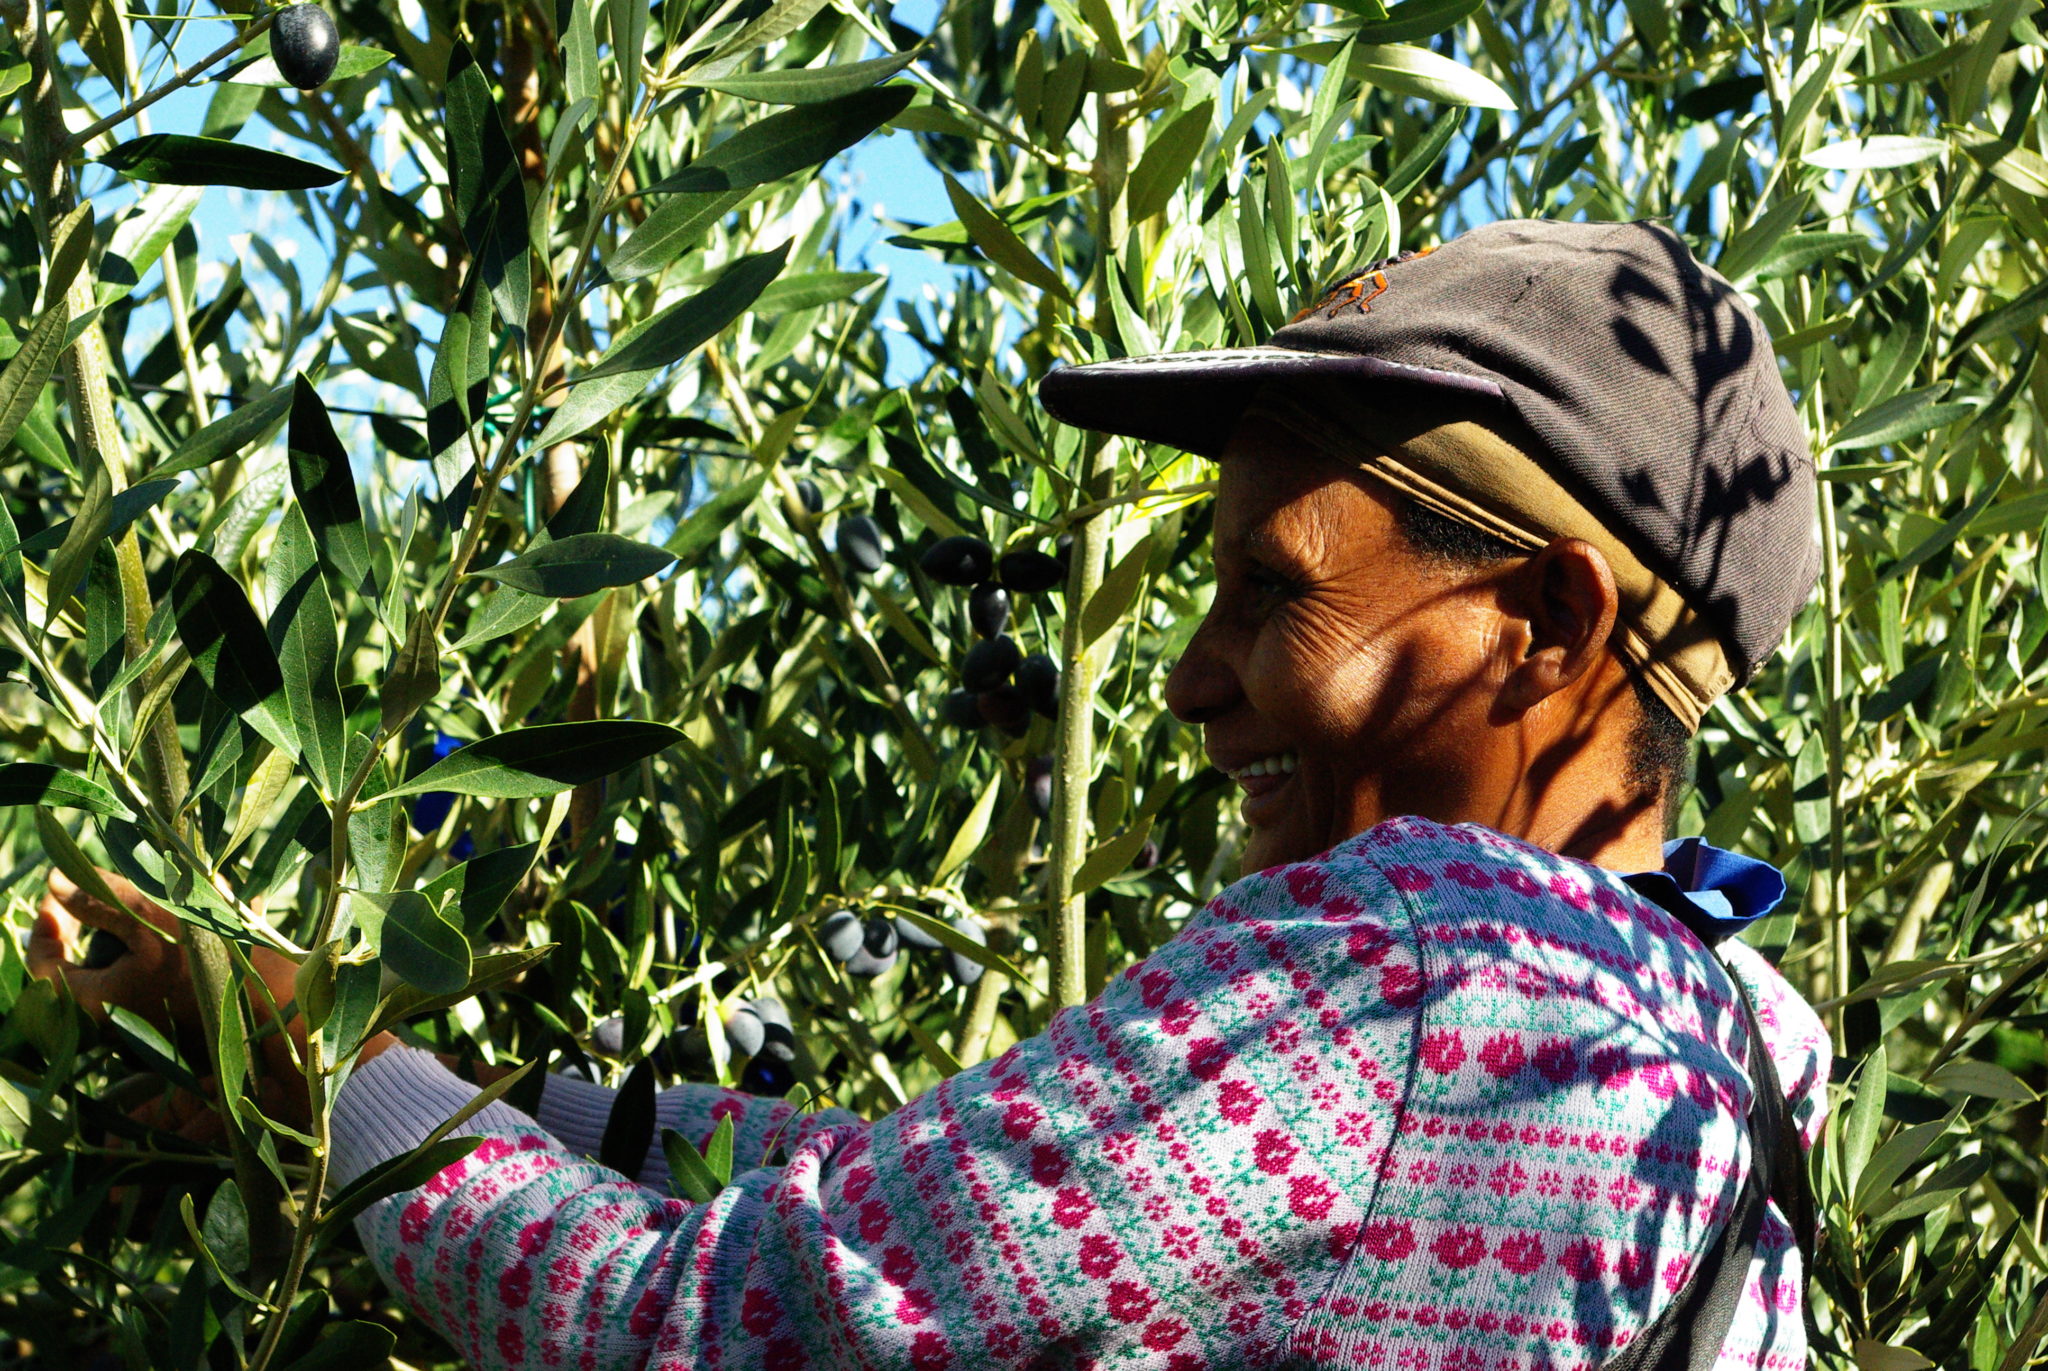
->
xmin=471 ymin=532 xmax=677 ymax=597
xmin=0 ymin=763 xmax=129 ymax=817
xmin=678 ymin=50 xmax=918 ymax=103
xmin=378 ymin=890 xmax=472 ymax=995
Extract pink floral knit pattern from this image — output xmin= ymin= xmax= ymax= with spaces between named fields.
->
xmin=357 ymin=817 xmax=1829 ymax=1369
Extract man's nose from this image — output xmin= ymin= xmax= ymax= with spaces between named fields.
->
xmin=1165 ymin=619 xmax=1242 ymax=725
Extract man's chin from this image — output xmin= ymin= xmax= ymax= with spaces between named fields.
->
xmin=1240 ymin=826 xmax=1312 ymax=876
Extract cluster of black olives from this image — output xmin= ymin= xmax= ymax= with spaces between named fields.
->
xmin=818 ymin=907 xmax=986 ymax=987
xmin=595 ymin=997 xmax=799 ymax=1096
xmin=920 ymin=534 xmax=1067 ymax=736
xmin=720 ymin=996 xmax=795 ymax=1062
xmin=270 ymin=3 xmax=340 ymax=90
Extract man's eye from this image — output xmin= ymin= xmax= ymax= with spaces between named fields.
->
xmin=1246 ymin=567 xmax=1294 ymax=598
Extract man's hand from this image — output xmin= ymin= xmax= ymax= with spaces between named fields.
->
xmin=26 ymin=869 xmax=397 ymax=1134
xmin=28 ymin=868 xmax=203 ymax=1043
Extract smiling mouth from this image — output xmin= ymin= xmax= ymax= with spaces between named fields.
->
xmin=1224 ymin=751 xmax=1299 ymax=783
xmin=1224 ymin=753 xmax=1298 ymax=823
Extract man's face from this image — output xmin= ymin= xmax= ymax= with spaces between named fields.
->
xmin=1164 ymin=420 xmax=1507 ymax=873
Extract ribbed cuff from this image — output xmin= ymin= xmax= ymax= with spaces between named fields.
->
xmin=534 ymin=1072 xmax=694 ymax=1187
xmin=533 ymin=1071 xmax=619 ymax=1158
xmin=328 ymin=1044 xmax=541 ymax=1195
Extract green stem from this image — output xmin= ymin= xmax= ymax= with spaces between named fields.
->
xmin=245 ymin=1026 xmax=325 ymax=1371
xmin=1043 ymin=58 xmax=1135 ymax=1014
xmin=1818 ymin=442 xmax=1851 ymax=1049
xmin=11 ymin=0 xmax=284 ymax=1277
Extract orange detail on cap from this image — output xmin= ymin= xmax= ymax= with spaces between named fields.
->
xmin=1290 ymin=246 xmax=1437 ymax=323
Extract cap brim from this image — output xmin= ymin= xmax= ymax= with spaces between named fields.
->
xmin=1035 ymin=348 xmax=1505 ymax=457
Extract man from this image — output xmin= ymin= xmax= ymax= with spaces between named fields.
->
xmin=36 ymin=218 xmax=1828 ymax=1369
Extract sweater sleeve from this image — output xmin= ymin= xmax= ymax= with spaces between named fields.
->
xmin=331 ymin=845 xmax=1423 ymax=1370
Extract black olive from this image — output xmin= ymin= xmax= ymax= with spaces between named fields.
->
xmin=654 ymin=1026 xmax=710 ymax=1076
xmin=82 ymin=926 xmax=127 ymax=970
xmin=941 ymin=688 xmax=985 ymax=730
xmin=591 ymin=1016 xmax=626 ymax=1057
xmin=919 ymin=535 xmax=994 ymax=586
xmin=1026 ymin=755 xmax=1054 ymax=820
xmin=741 ymin=1055 xmax=796 ymax=1096
xmin=976 ymin=685 xmax=1030 ymax=736
xmin=837 ymin=515 xmax=886 ymax=575
xmin=844 ymin=915 xmax=899 ymax=978
xmin=893 ymin=912 xmax=943 ymax=951
xmin=1017 ymin=652 xmax=1060 ymax=718
xmin=819 ymin=909 xmax=864 ymax=962
xmin=722 ymin=1003 xmax=765 ymax=1058
xmin=945 ymin=915 xmax=987 ymax=987
xmin=1132 ymin=839 xmax=1161 ymax=871
xmin=961 ymin=635 xmax=1020 ymax=691
xmin=751 ymin=997 xmax=797 ymax=1061
xmin=271 ymin=3 xmax=340 ymax=90
xmin=795 ymin=478 xmax=823 ymax=514
xmin=967 ymin=582 xmax=1010 ymax=639
xmin=997 ymin=548 xmax=1064 ymax=593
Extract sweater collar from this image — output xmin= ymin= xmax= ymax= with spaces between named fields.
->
xmin=1621 ymin=837 xmax=1787 ymax=944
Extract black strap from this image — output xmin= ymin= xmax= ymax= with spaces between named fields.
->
xmin=1601 ymin=972 xmax=1814 ymax=1370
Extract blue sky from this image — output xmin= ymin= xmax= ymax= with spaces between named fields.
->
xmin=92 ymin=0 xmax=962 ymax=404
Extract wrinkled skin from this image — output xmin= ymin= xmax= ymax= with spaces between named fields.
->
xmin=1165 ymin=418 xmax=1666 ymax=877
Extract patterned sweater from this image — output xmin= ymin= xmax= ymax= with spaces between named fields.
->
xmin=330 ymin=816 xmax=1830 ymax=1369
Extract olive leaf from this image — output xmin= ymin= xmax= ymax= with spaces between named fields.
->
xmin=98 ymin=134 xmax=344 ymax=189
xmin=171 ymin=549 xmax=297 ymax=755
xmin=224 ymin=43 xmax=394 ymax=86
xmin=0 ymin=303 xmax=68 ymax=459
xmin=95 ymin=185 xmax=202 ymax=308
xmin=287 ymin=375 xmax=377 ymax=595
xmin=374 ymin=720 xmax=684 ymax=800
xmin=598 ymin=1060 xmax=657 ymax=1177
xmin=677 ymin=50 xmax=918 ymax=103
xmin=265 ymin=503 xmax=346 ymax=794
xmin=470 ymin=532 xmax=676 ymax=597
xmin=142 ymin=383 xmax=292 ymax=481
xmin=444 ymin=42 xmax=531 ymax=337
xmin=419 ymin=841 xmax=538 ymax=936
xmin=637 ymin=87 xmax=916 ymax=196
xmin=375 ymin=890 xmax=471 ymax=995
xmin=539 ymin=246 xmax=790 ymax=443
xmin=0 ymin=763 xmax=129 ymax=817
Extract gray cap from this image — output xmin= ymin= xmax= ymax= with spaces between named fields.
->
xmin=1035 ymin=218 xmax=1820 ymax=686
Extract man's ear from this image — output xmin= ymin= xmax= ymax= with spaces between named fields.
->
xmin=1497 ymin=538 xmax=1620 ymax=716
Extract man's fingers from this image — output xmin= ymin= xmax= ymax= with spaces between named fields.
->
xmin=24 ymin=904 xmax=114 ymax=1018
xmin=25 ymin=901 xmax=79 ymax=979
xmin=124 ymin=1082 xmax=229 ymax=1150
xmin=43 ymin=869 xmax=171 ymax=965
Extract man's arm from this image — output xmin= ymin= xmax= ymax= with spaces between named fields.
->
xmin=323 ymin=848 xmax=1423 ymax=1370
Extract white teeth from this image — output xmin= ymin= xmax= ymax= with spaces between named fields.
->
xmin=1230 ymin=752 xmax=1299 ymax=780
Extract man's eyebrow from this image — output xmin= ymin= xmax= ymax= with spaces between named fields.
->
xmin=1240 ymin=523 xmax=1294 ymax=564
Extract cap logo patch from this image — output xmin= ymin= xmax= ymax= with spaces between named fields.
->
xmin=1292 ymin=246 xmax=1435 ymax=323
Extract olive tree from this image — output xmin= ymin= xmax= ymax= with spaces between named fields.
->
xmin=0 ymin=0 xmax=2043 ymax=1363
